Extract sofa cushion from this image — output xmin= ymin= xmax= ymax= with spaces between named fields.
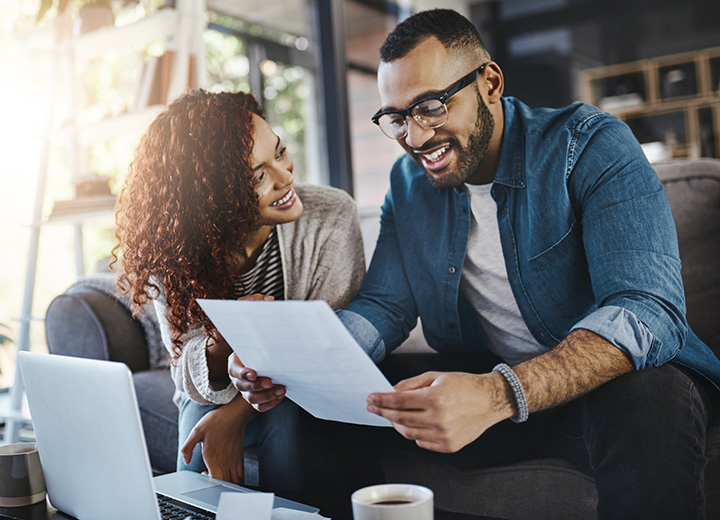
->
xmin=46 ymin=286 xmax=149 ymax=372
xmin=654 ymin=159 xmax=720 ymax=356
xmin=706 ymin=423 xmax=720 ymax=517
xmin=383 ymin=451 xmax=597 ymax=520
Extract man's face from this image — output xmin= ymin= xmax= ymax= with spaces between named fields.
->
xmin=377 ymin=37 xmax=495 ymax=189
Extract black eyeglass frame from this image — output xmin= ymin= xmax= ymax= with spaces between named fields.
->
xmin=371 ymin=63 xmax=488 ymax=138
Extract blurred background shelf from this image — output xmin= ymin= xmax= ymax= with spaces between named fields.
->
xmin=46 ymin=195 xmax=117 ymax=223
xmin=60 ymin=105 xmax=166 ymax=147
xmin=580 ymin=46 xmax=720 ymax=161
xmin=70 ymin=7 xmax=179 ymax=64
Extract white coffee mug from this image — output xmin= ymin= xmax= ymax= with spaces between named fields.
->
xmin=351 ymin=483 xmax=433 ymax=520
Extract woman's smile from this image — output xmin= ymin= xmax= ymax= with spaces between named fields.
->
xmin=270 ymin=188 xmax=297 ymax=208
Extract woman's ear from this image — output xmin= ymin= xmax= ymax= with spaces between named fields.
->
xmin=484 ymin=61 xmax=504 ymax=103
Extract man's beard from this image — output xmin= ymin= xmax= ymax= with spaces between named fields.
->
xmin=423 ymin=92 xmax=495 ymax=190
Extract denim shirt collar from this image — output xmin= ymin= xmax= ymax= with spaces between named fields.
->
xmin=492 ymin=98 xmax=526 ymax=190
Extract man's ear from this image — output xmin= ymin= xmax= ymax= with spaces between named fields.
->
xmin=484 ymin=62 xmax=504 ymax=103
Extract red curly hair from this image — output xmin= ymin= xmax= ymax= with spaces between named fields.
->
xmin=113 ymin=90 xmax=265 ymax=357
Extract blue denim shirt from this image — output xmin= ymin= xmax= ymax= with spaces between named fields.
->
xmin=340 ymin=97 xmax=720 ymax=400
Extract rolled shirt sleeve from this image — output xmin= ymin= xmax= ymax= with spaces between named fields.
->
xmin=571 ymin=305 xmax=658 ymax=369
xmin=337 ymin=309 xmax=387 ymax=363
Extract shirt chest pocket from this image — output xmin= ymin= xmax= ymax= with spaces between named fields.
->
xmin=527 ymin=221 xmax=595 ymax=321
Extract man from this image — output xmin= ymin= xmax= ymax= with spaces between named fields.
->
xmin=230 ymin=9 xmax=720 ymax=519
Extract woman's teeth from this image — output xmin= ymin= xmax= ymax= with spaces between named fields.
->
xmin=423 ymin=147 xmax=447 ymax=163
xmin=271 ymin=190 xmax=293 ymax=207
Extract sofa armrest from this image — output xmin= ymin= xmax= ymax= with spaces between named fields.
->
xmin=45 ymin=286 xmax=150 ymax=373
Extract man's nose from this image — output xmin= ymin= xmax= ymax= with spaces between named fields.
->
xmin=404 ymin=117 xmax=434 ymax=149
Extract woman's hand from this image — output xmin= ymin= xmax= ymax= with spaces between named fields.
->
xmin=228 ymin=354 xmax=286 ymax=412
xmin=225 ymin=293 xmax=285 ymax=412
xmin=180 ymin=395 xmax=258 ymax=484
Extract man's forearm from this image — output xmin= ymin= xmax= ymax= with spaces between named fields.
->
xmin=514 ymin=328 xmax=634 ymax=413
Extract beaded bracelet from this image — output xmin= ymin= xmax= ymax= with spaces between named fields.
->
xmin=492 ymin=363 xmax=529 ymax=423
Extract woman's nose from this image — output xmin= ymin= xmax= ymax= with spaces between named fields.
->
xmin=271 ymin=166 xmax=293 ymax=188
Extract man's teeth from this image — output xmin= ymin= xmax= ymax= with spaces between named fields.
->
xmin=271 ymin=190 xmax=293 ymax=207
xmin=423 ymin=147 xmax=447 ymax=162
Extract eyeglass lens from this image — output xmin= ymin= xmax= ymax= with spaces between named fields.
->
xmin=377 ymin=99 xmax=448 ymax=139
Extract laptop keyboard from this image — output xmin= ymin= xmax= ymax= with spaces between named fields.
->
xmin=157 ymin=493 xmax=216 ymax=520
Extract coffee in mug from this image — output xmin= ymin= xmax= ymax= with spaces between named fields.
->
xmin=351 ymin=483 xmax=433 ymax=520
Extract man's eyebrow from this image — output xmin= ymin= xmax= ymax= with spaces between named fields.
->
xmin=381 ymin=89 xmax=445 ymax=112
xmin=252 ymin=135 xmax=281 ymax=172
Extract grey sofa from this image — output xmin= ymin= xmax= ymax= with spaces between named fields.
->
xmin=45 ymin=159 xmax=720 ymax=520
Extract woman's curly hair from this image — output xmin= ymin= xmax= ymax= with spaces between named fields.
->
xmin=113 ymin=89 xmax=265 ymax=357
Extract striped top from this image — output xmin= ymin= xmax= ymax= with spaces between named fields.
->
xmin=232 ymin=228 xmax=284 ymax=301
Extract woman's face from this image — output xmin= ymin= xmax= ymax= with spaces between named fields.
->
xmin=250 ymin=114 xmax=304 ymax=226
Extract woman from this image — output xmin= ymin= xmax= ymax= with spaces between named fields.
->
xmin=113 ymin=89 xmax=365 ymax=491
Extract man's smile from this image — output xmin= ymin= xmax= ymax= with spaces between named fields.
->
xmin=414 ymin=142 xmax=454 ymax=173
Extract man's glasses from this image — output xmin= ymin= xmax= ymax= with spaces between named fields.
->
xmin=371 ymin=63 xmax=488 ymax=140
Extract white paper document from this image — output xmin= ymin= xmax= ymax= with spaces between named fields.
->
xmin=272 ymin=508 xmax=331 ymax=520
xmin=198 ymin=299 xmax=393 ymax=427
xmin=216 ymin=492 xmax=274 ymax=520
xmin=216 ymin=493 xmax=330 ymax=520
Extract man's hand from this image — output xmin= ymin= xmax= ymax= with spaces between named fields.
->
xmin=367 ymin=329 xmax=633 ymax=454
xmin=180 ymin=395 xmax=257 ymax=484
xmin=366 ymin=371 xmax=514 ymax=453
xmin=228 ymin=354 xmax=285 ymax=412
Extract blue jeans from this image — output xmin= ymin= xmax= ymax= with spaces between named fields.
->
xmin=300 ymin=355 xmax=712 ymax=520
xmin=177 ymin=394 xmax=307 ymax=493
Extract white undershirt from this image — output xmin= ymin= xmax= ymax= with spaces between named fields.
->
xmin=460 ymin=183 xmax=546 ymax=365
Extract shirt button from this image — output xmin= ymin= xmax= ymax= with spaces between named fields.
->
xmin=449 ymin=266 xmax=456 ymax=274
xmin=460 ymin=207 xmax=467 ymax=215
xmin=448 ymin=323 xmax=456 ymax=330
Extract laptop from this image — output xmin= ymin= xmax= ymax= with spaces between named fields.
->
xmin=18 ymin=351 xmax=318 ymax=520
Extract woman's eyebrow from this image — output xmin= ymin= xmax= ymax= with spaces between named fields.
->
xmin=252 ymin=136 xmax=281 ymax=172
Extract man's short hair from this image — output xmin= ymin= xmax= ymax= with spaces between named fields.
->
xmin=380 ymin=9 xmax=488 ymax=63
